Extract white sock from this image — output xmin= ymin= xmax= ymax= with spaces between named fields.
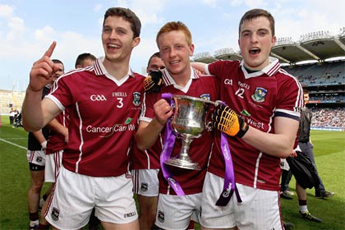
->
xmin=299 ymin=205 xmax=308 ymax=213
xmin=29 ymin=219 xmax=39 ymax=227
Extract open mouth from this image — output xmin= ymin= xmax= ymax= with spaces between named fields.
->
xmin=249 ymin=48 xmax=261 ymax=54
xmin=108 ymin=43 xmax=120 ymax=50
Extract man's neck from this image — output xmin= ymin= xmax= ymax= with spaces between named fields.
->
xmin=170 ymin=67 xmax=191 ymax=87
xmin=103 ymin=58 xmax=130 ymax=80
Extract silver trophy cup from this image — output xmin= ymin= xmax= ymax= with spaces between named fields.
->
xmin=164 ymin=95 xmax=215 ymax=170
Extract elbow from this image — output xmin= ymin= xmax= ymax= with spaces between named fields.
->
xmin=22 ymin=119 xmax=43 ymax=132
xmin=279 ymin=144 xmax=294 ymax=158
xmin=136 ymin=143 xmax=147 ymax=152
xmin=134 ymin=134 xmax=148 ymax=151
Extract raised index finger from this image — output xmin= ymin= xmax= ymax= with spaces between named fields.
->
xmin=43 ymin=41 xmax=57 ymax=58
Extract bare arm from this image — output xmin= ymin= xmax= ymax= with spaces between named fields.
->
xmin=191 ymin=62 xmax=208 ymax=74
xmin=135 ymin=99 xmax=173 ymax=150
xmin=242 ymin=116 xmax=299 ymax=158
xmin=22 ymin=42 xmax=62 ymax=132
xmin=31 ymin=130 xmax=47 ymax=149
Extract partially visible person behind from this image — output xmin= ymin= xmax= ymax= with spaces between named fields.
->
xmin=38 ymin=59 xmax=66 ymax=230
xmin=146 ymin=52 xmax=165 ymax=72
xmin=27 ymin=59 xmax=64 ymax=230
xmin=192 ymin=8 xmax=303 ymax=230
xmin=298 ymin=88 xmax=334 ymax=199
xmin=9 ymin=107 xmax=16 ymax=125
xmin=75 ymin=52 xmax=97 ymax=69
xmin=75 ymin=53 xmax=100 ymax=230
xmin=130 ymin=52 xmax=164 ymax=230
xmin=135 ymin=21 xmax=219 ymax=230
xmin=22 ymin=7 xmax=144 ymax=230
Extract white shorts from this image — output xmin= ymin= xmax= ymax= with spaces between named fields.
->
xmin=26 ymin=150 xmax=46 ymax=166
xmin=132 ymin=169 xmax=159 ymax=196
xmin=44 ymin=166 xmax=138 ymax=229
xmin=200 ymin=172 xmax=283 ymax=230
xmin=45 ymin=150 xmax=63 ymax=183
xmin=156 ymin=193 xmax=201 ymax=230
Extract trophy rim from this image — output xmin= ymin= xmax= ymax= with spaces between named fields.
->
xmin=172 ymin=94 xmax=216 ymax=105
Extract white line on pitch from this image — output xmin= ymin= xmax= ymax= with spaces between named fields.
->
xmin=0 ymin=138 xmax=27 ymax=150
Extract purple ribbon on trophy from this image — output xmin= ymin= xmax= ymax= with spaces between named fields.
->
xmin=160 ymin=93 xmax=185 ymax=196
xmin=215 ymin=131 xmax=242 ymax=206
xmin=215 ymin=101 xmax=242 ymax=206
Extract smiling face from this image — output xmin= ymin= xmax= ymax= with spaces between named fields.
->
xmin=102 ymin=16 xmax=140 ymax=64
xmin=238 ymin=16 xmax=276 ymax=70
xmin=157 ymin=30 xmax=194 ymax=78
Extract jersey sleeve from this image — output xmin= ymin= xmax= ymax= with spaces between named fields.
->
xmin=275 ymin=75 xmax=303 ymax=120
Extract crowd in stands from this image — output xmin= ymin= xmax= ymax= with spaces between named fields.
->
xmin=310 ymin=107 xmax=345 ymax=128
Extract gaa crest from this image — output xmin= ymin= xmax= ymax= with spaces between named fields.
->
xmin=133 ymin=92 xmax=141 ymax=106
xmin=251 ymin=87 xmax=267 ymax=103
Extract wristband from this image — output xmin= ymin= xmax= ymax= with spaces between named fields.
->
xmin=41 ymin=141 xmax=47 ymax=150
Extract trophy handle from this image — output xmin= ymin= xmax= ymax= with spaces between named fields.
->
xmin=204 ymin=100 xmax=225 ymax=131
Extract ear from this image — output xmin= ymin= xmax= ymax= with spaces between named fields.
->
xmin=272 ymin=35 xmax=277 ymax=46
xmin=189 ymin=43 xmax=195 ymax=56
xmin=132 ymin=37 xmax=141 ymax=48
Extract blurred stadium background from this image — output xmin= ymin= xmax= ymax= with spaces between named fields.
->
xmin=1 ymin=27 xmax=344 ymax=131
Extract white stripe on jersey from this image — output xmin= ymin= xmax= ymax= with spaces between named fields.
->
xmin=75 ymin=101 xmax=84 ymax=174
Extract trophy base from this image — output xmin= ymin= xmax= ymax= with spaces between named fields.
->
xmin=165 ymin=158 xmax=201 ymax=170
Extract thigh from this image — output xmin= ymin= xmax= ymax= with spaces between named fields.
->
xmin=156 ymin=193 xmax=201 ymax=230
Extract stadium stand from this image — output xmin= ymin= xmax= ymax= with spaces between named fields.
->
xmin=192 ymin=28 xmax=345 ymax=130
xmin=0 ymin=89 xmax=25 ymax=115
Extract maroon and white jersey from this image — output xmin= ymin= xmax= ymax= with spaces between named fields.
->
xmin=130 ymin=139 xmax=161 ymax=170
xmin=205 ymin=58 xmax=303 ymax=191
xmin=46 ymin=58 xmax=145 ymax=177
xmin=140 ymin=68 xmax=219 ymax=195
xmin=45 ymin=110 xmax=69 ymax=155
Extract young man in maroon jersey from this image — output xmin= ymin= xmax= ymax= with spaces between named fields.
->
xmin=135 ymin=21 xmax=219 ymax=230
xmin=22 ymin=7 xmax=144 ymax=230
xmin=192 ymin=8 xmax=304 ymax=230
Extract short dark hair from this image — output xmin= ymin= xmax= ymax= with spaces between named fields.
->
xmin=52 ymin=59 xmax=63 ymax=65
xmin=239 ymin=8 xmax=275 ymax=37
xmin=147 ymin=52 xmax=161 ymax=67
xmin=52 ymin=59 xmax=64 ymax=71
xmin=75 ymin=53 xmax=96 ymax=68
xmin=103 ymin=7 xmax=141 ymax=38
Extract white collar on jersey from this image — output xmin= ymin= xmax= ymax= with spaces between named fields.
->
xmin=161 ymin=67 xmax=199 ymax=93
xmin=94 ymin=57 xmax=135 ymax=77
xmin=240 ymin=56 xmax=281 ymax=79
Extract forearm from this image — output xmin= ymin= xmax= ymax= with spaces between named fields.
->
xmin=242 ymin=127 xmax=296 ymax=158
xmin=135 ymin=119 xmax=165 ymax=151
xmin=32 ymin=130 xmax=47 ymax=145
xmin=48 ymin=118 xmax=66 ymax=135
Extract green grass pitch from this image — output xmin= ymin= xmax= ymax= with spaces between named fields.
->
xmin=0 ymin=115 xmax=344 ymax=229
